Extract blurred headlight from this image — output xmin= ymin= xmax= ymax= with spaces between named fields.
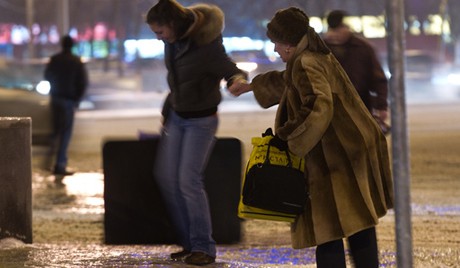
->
xmin=36 ymin=80 xmax=51 ymax=95
xmin=236 ymin=62 xmax=258 ymax=73
xmin=447 ymin=73 xmax=460 ymax=86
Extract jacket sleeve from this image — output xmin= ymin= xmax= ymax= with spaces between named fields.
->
xmin=250 ymin=71 xmax=286 ymax=108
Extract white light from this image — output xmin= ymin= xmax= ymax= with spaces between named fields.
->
xmin=223 ymin=37 xmax=264 ymax=52
xmin=36 ymin=80 xmax=51 ymax=95
xmin=309 ymin=17 xmax=323 ymax=33
xmin=136 ymin=39 xmax=164 ymax=58
xmin=236 ymin=62 xmax=258 ymax=73
xmin=263 ymin=41 xmax=280 ymax=60
xmin=447 ymin=73 xmax=460 ymax=86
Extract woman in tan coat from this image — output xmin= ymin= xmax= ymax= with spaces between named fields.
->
xmin=229 ymin=7 xmax=393 ymax=268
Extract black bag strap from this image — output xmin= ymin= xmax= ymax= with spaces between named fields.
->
xmin=264 ymin=141 xmax=293 ymax=168
xmin=262 ymin=128 xmax=274 ymax=137
xmin=261 ymin=127 xmax=294 ymax=168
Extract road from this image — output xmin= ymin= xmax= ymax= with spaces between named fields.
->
xmin=67 ymin=70 xmax=460 ymax=155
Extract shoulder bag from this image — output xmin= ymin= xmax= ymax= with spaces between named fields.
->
xmin=238 ymin=128 xmax=308 ymax=222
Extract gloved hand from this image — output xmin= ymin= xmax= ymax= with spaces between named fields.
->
xmin=270 ymin=135 xmax=288 ymax=151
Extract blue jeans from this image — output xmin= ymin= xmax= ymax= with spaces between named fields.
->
xmin=154 ymin=110 xmax=218 ymax=257
xmin=50 ymin=98 xmax=76 ymax=171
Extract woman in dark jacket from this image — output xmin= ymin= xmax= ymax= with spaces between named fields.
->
xmin=146 ymin=0 xmax=247 ymax=265
xmin=229 ymin=7 xmax=393 ymax=268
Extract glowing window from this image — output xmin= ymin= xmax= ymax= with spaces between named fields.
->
xmin=424 ymin=15 xmax=444 ymax=35
xmin=362 ymin=16 xmax=386 ymax=38
xmin=343 ymin=16 xmax=363 ymax=33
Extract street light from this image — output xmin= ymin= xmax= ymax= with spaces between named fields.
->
xmin=26 ymin=0 xmax=34 ymax=58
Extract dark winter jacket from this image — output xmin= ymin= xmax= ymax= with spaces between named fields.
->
xmin=162 ymin=4 xmax=247 ymax=118
xmin=323 ymin=27 xmax=388 ymax=111
xmin=44 ymin=51 xmax=88 ymax=102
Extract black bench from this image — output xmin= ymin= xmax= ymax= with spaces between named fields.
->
xmin=103 ymin=137 xmax=243 ymax=244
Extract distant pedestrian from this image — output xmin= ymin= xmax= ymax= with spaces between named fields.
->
xmin=146 ymin=0 xmax=247 ymax=266
xmin=229 ymin=7 xmax=393 ymax=268
xmin=323 ymin=10 xmax=390 ymax=134
xmin=44 ymin=35 xmax=88 ymax=176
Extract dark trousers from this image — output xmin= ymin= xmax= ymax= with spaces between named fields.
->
xmin=315 ymin=227 xmax=379 ymax=268
xmin=50 ymin=98 xmax=76 ymax=171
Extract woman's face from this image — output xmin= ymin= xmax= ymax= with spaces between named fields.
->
xmin=149 ymin=22 xmax=176 ymax=43
xmin=273 ymin=42 xmax=295 ymax=62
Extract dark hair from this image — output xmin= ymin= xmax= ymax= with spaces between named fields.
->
xmin=145 ymin=0 xmax=194 ymax=38
xmin=61 ymin=35 xmax=74 ymax=50
xmin=327 ymin=10 xmax=347 ymax=29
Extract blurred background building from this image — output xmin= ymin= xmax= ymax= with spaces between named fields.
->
xmin=0 ymin=0 xmax=458 ymax=63
xmin=2 ymin=0 xmax=460 ymax=143
xmin=1 ymin=0 xmax=460 ymax=95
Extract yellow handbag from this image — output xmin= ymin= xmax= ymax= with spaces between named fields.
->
xmin=238 ymin=128 xmax=306 ymax=222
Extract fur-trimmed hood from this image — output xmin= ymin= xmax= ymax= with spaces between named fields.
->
xmin=182 ymin=4 xmax=224 ymax=46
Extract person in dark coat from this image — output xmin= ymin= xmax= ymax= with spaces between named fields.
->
xmin=323 ymin=10 xmax=390 ymax=134
xmin=229 ymin=7 xmax=393 ymax=268
xmin=145 ymin=0 xmax=247 ymax=265
xmin=44 ymin=35 xmax=88 ymax=176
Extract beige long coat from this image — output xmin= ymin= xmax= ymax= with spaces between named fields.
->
xmin=251 ymin=35 xmax=394 ymax=248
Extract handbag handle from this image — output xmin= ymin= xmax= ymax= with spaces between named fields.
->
xmin=264 ymin=141 xmax=294 ymax=168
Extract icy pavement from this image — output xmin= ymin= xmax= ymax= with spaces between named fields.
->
xmin=0 ymin=171 xmax=455 ymax=267
xmin=0 ymin=171 xmax=378 ymax=267
xmin=32 ymin=172 xmax=460 ymax=217
xmin=0 ymin=242 xmax=320 ymax=267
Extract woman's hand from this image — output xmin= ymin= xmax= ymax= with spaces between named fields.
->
xmin=228 ymin=80 xmax=252 ymax=96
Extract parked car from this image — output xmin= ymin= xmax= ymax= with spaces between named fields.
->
xmin=0 ymin=84 xmax=52 ymax=145
xmin=0 ymin=57 xmax=53 ymax=144
xmin=405 ymin=50 xmax=434 ymax=81
xmin=379 ymin=50 xmax=434 ymax=81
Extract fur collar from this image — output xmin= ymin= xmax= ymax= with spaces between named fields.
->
xmin=183 ymin=4 xmax=224 ymax=46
